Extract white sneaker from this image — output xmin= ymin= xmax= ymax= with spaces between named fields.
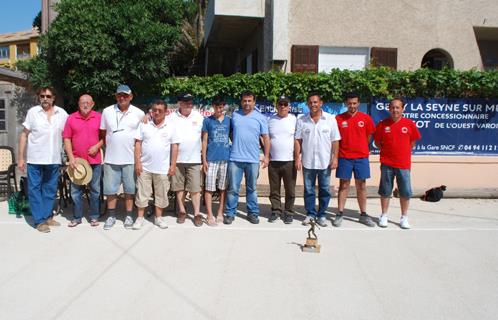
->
xmin=132 ymin=217 xmax=145 ymax=230
xmin=316 ymin=217 xmax=328 ymax=227
xmin=124 ymin=215 xmax=134 ymax=229
xmin=302 ymin=216 xmax=312 ymax=226
xmin=400 ymin=216 xmax=411 ymax=229
xmin=154 ymin=217 xmax=168 ymax=229
xmin=378 ymin=214 xmax=388 ymax=228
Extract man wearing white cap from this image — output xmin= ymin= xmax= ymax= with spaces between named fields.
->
xmin=63 ymin=94 xmax=103 ymax=227
xmin=167 ymin=93 xmax=204 ymax=227
xmin=100 ymin=84 xmax=145 ymax=230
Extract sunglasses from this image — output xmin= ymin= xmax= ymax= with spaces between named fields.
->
xmin=278 ymin=103 xmax=289 ymax=106
xmin=39 ymin=94 xmax=53 ymax=99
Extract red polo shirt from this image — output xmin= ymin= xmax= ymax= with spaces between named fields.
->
xmin=374 ymin=117 xmax=421 ymax=169
xmin=62 ymin=110 xmax=102 ymax=164
xmin=336 ymin=111 xmax=375 ymax=159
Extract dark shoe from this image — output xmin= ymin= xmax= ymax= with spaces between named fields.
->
xmin=332 ymin=215 xmax=343 ymax=227
xmin=359 ymin=214 xmax=375 ymax=227
xmin=193 ymin=215 xmax=203 ymax=227
xmin=177 ymin=211 xmax=186 ymax=224
xmin=223 ymin=215 xmax=234 ymax=225
xmin=283 ymin=213 xmax=293 ymax=224
xmin=46 ymin=218 xmax=61 ymax=227
xmin=247 ymin=214 xmax=260 ymax=224
xmin=268 ymin=212 xmax=279 ymax=223
xmin=36 ymin=222 xmax=50 ymax=233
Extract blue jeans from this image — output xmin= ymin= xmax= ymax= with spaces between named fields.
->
xmin=27 ymin=164 xmax=60 ymax=225
xmin=71 ymin=164 xmax=102 ymax=221
xmin=225 ymin=161 xmax=260 ymax=217
xmin=378 ymin=164 xmax=413 ymax=198
xmin=303 ymin=167 xmax=332 ymax=219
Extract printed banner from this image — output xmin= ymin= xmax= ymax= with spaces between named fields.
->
xmin=370 ymin=98 xmax=498 ymax=155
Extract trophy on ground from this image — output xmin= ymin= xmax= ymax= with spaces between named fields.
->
xmin=303 ymin=218 xmax=321 ymax=253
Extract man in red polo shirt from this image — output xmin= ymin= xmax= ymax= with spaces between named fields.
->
xmin=63 ymin=94 xmax=103 ymax=227
xmin=333 ymin=93 xmax=376 ymax=227
xmin=374 ymin=97 xmax=421 ymax=229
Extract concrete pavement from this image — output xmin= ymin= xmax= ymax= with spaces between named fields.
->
xmin=1 ymin=197 xmax=498 ymax=320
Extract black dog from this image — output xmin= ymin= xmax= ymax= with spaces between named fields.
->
xmin=422 ymin=185 xmax=447 ymax=202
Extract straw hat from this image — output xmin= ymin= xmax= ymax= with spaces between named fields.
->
xmin=67 ymin=158 xmax=93 ymax=185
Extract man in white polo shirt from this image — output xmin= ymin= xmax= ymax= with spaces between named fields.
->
xmin=18 ymin=87 xmax=68 ymax=233
xmin=133 ymin=100 xmax=180 ymax=230
xmin=100 ymin=84 xmax=145 ymax=230
xmin=167 ymin=93 xmax=204 ymax=227
xmin=295 ymin=92 xmax=341 ymax=227
xmin=267 ymin=95 xmax=297 ymax=224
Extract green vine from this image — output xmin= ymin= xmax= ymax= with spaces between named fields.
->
xmin=161 ymin=68 xmax=498 ymax=102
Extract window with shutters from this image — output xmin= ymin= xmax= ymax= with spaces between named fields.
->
xmin=16 ymin=43 xmax=30 ymax=59
xmin=291 ymin=45 xmax=318 ymax=73
xmin=0 ymin=46 xmax=9 ymax=60
xmin=370 ymin=47 xmax=398 ymax=69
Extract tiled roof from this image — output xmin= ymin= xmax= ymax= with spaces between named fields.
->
xmin=0 ymin=28 xmax=40 ymax=43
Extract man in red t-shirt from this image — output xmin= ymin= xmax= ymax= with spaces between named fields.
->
xmin=374 ymin=98 xmax=421 ymax=229
xmin=333 ymin=93 xmax=376 ymax=227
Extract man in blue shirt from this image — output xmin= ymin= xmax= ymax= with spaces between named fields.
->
xmin=201 ymin=96 xmax=231 ymax=226
xmin=224 ymin=91 xmax=270 ymax=225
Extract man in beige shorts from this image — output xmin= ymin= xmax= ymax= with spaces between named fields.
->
xmin=133 ymin=100 xmax=179 ymax=230
xmin=167 ymin=93 xmax=204 ymax=226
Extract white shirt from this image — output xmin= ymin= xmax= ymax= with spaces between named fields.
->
xmin=23 ymin=105 xmax=68 ymax=164
xmin=100 ymin=104 xmax=145 ymax=165
xmin=135 ymin=120 xmax=180 ymax=174
xmin=295 ymin=111 xmax=341 ymax=170
xmin=268 ymin=114 xmax=296 ymax=161
xmin=166 ymin=109 xmax=203 ymax=163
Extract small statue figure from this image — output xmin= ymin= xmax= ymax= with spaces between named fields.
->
xmin=303 ymin=218 xmax=321 ymax=253
xmin=307 ymin=218 xmax=320 ymax=240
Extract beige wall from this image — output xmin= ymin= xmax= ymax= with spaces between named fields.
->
xmin=286 ymin=0 xmax=498 ymax=71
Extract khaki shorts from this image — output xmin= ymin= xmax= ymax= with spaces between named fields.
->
xmin=135 ymin=171 xmax=170 ymax=208
xmin=171 ymin=163 xmax=202 ymax=193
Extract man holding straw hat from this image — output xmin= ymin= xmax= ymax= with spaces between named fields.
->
xmin=63 ymin=94 xmax=103 ymax=227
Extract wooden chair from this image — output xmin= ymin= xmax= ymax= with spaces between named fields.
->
xmin=0 ymin=146 xmax=18 ymax=196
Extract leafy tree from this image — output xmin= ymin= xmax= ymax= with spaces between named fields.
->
xmin=20 ymin=0 xmax=193 ymax=109
xmin=170 ymin=0 xmax=208 ymax=75
xmin=32 ymin=11 xmax=41 ymax=30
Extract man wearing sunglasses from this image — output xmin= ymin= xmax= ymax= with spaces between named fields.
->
xmin=267 ymin=95 xmax=297 ymax=224
xmin=18 ymin=87 xmax=68 ymax=233
xmin=100 ymin=84 xmax=145 ymax=230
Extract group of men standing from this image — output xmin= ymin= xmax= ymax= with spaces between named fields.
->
xmin=18 ymin=85 xmax=420 ymax=233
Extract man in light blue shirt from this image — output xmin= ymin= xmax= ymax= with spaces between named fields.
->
xmin=224 ymin=91 xmax=270 ymax=225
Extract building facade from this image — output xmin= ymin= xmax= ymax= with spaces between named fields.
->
xmin=0 ymin=29 xmax=39 ymax=69
xmin=0 ymin=27 xmax=39 ymax=152
xmin=204 ymin=0 xmax=498 ymax=75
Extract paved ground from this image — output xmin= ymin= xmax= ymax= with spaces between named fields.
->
xmin=1 ymin=197 xmax=498 ymax=320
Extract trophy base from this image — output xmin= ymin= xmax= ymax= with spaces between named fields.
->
xmin=302 ymin=238 xmax=321 ymax=253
